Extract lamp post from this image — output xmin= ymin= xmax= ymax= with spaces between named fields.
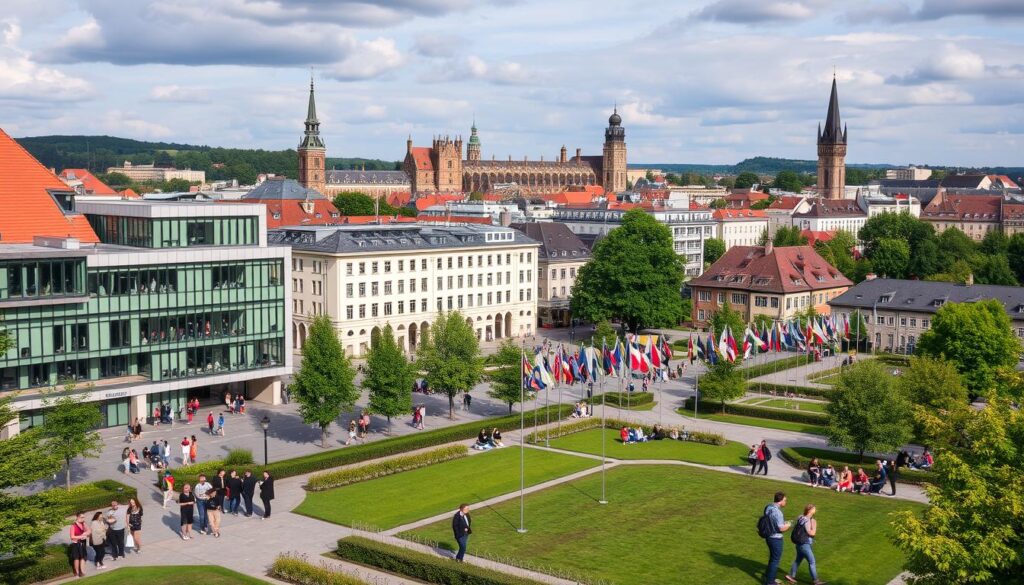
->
xmin=260 ymin=415 xmax=270 ymax=466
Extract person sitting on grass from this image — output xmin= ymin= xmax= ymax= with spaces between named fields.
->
xmin=620 ymin=426 xmax=630 ymax=444
xmin=491 ymin=428 xmax=503 ymax=448
xmin=869 ymin=460 xmax=888 ymax=494
xmin=819 ymin=465 xmax=836 ymax=488
xmin=921 ymin=449 xmax=933 ymax=469
xmin=834 ymin=466 xmax=853 ymax=493
xmin=650 ymin=423 xmax=663 ymax=440
xmin=473 ymin=429 xmax=493 ymax=450
xmin=807 ymin=458 xmax=822 ymax=487
xmin=571 ymin=402 xmax=583 ymax=419
xmin=633 ymin=427 xmax=648 ymax=443
xmin=853 ymin=467 xmax=871 ymax=494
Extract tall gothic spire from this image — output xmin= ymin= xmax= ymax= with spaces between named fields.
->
xmin=818 ymin=75 xmax=846 ymax=145
xmin=306 ymin=76 xmax=318 ymax=125
xmin=299 ymin=76 xmax=325 ymax=149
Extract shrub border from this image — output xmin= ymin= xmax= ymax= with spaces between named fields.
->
xmin=0 ymin=545 xmax=70 ymax=585
xmin=525 ymin=416 xmax=727 ymax=446
xmin=270 ymin=552 xmax=368 ymax=585
xmin=305 ymin=445 xmax=468 ymax=491
xmin=778 ymin=447 xmax=932 ymax=486
xmin=684 ymin=397 xmax=829 ymax=425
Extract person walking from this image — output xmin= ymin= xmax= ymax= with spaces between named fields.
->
xmin=207 ymin=411 xmax=215 ymax=434
xmin=759 ymin=491 xmax=791 ymax=585
xmin=217 ymin=413 xmax=226 ymax=436
xmin=161 ymin=440 xmax=171 ymax=468
xmin=194 ymin=474 xmax=212 ymax=535
xmin=417 ymin=405 xmax=426 ymax=430
xmin=178 ymin=483 xmax=195 ymax=540
xmin=69 ymin=512 xmax=91 ymax=578
xmin=890 ymin=452 xmax=905 ymax=496
xmin=749 ymin=444 xmax=759 ymax=475
xmin=189 ymin=435 xmax=198 ymax=464
xmin=757 ymin=440 xmax=771 ymax=476
xmin=241 ymin=470 xmax=257 ymax=517
xmin=206 ymin=488 xmax=223 ymax=537
xmin=784 ymin=504 xmax=825 ymax=585
xmin=259 ymin=471 xmax=275 ymax=519
xmin=127 ymin=498 xmax=143 ymax=554
xmin=463 ymin=393 xmax=472 ymax=411
xmin=226 ymin=470 xmax=243 ymax=515
xmin=104 ymin=500 xmax=128 ymax=560
xmin=451 ymin=503 xmax=472 ymax=562
xmin=89 ymin=511 xmax=107 ymax=569
xmin=180 ymin=436 xmax=191 ymax=464
xmin=346 ymin=420 xmax=357 ymax=446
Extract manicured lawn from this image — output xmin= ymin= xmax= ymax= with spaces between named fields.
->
xmin=755 ymin=398 xmax=828 ymax=413
xmin=685 ymin=410 xmax=829 ymax=436
xmin=79 ymin=566 xmax=265 ymax=584
xmin=549 ymin=428 xmax=750 ymax=466
xmin=405 ymin=465 xmax=921 ymax=585
xmin=295 ymin=446 xmax=597 ymax=530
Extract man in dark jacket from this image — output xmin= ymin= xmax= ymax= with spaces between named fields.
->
xmin=240 ymin=470 xmax=257 ymax=517
xmin=259 ymin=471 xmax=275 ymax=519
xmin=226 ymin=470 xmax=243 ymax=514
xmin=451 ymin=503 xmax=472 ymax=562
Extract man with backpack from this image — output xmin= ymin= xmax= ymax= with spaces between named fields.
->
xmin=757 ymin=491 xmax=791 ymax=585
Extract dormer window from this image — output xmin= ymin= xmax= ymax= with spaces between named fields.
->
xmin=879 ymin=294 xmax=894 ymax=303
xmin=932 ymin=299 xmax=945 ymax=307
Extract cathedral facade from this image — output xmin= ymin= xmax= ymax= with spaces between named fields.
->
xmin=403 ymin=110 xmax=628 ymax=194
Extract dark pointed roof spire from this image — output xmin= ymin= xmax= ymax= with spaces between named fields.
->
xmin=306 ymin=74 xmax=318 ymax=124
xmin=299 ymin=75 xmax=325 ymax=150
xmin=819 ymin=75 xmax=845 ymax=145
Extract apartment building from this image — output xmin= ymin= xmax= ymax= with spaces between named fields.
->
xmin=510 ymin=222 xmax=591 ymax=327
xmin=713 ymin=208 xmax=769 ymax=250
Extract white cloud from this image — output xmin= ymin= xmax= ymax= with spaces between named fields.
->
xmin=0 ymin=20 xmax=93 ymax=104
xmin=694 ymin=0 xmax=828 ymax=23
xmin=890 ymin=44 xmax=986 ymax=84
xmin=362 ymin=104 xmax=388 ymax=120
xmin=149 ymin=85 xmax=210 ymax=103
xmin=326 ymin=37 xmax=405 ymax=81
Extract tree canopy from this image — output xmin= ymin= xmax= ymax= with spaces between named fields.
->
xmin=291 ymin=315 xmax=358 ymax=447
xmin=773 ymin=225 xmax=809 ymax=247
xmin=41 ymin=381 xmax=103 ymax=491
xmin=364 ymin=325 xmax=414 ymax=433
xmin=703 ymin=237 xmax=726 ymax=265
xmin=870 ymin=238 xmax=911 ymax=279
xmin=333 ymin=192 xmax=414 ymax=217
xmin=772 ymin=170 xmax=804 ymax=193
xmin=570 ymin=209 xmax=685 ymax=332
xmin=917 ymin=300 xmax=1020 ymax=397
xmin=698 ymin=361 xmax=746 ymax=411
xmin=416 ymin=311 xmax=483 ymax=418
xmin=488 ymin=340 xmax=526 ymax=414
xmin=825 ymin=361 xmax=912 ymax=460
xmin=734 ymin=172 xmax=760 ymax=189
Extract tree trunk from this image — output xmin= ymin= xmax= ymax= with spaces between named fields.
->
xmin=65 ymin=458 xmax=72 ymax=491
xmin=508 ymin=402 xmax=514 ymax=415
xmin=448 ymin=393 xmax=455 ymax=419
xmin=386 ymin=416 xmax=392 ymax=436
xmin=321 ymin=426 xmax=327 ymax=448
xmin=858 ymin=448 xmax=865 ymax=463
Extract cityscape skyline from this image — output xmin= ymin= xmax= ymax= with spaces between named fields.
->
xmin=1 ymin=0 xmax=1022 ymax=166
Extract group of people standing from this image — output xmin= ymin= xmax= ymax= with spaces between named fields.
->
xmin=177 ymin=469 xmax=275 ymax=539
xmin=68 ymin=498 xmax=144 ymax=578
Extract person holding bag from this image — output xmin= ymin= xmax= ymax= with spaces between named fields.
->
xmin=127 ymin=498 xmax=143 ymax=553
xmin=89 ymin=511 xmax=108 ymax=569
xmin=784 ymin=504 xmax=825 ymax=585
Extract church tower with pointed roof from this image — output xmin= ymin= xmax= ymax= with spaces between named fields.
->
xmin=817 ymin=76 xmax=848 ymax=200
xmin=602 ymin=107 xmax=627 ymax=193
xmin=297 ymin=78 xmax=326 ymax=194
xmin=466 ymin=121 xmax=481 ymax=162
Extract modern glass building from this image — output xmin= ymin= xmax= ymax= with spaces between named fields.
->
xmin=0 ymin=163 xmax=292 ymax=437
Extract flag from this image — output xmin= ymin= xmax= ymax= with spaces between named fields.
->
xmin=759 ymin=324 xmax=770 ymax=350
xmin=529 ymin=366 xmax=546 ymax=391
xmin=727 ymin=326 xmax=739 ymax=361
xmin=812 ymin=318 xmax=827 ymax=345
xmin=611 ymin=339 xmax=623 ymax=372
xmin=687 ymin=334 xmax=695 ymax=364
xmin=661 ymin=337 xmax=673 ymax=361
xmin=843 ymin=313 xmax=850 ymax=340
xmin=630 ymin=337 xmax=651 ymax=373
xmin=552 ymin=350 xmax=562 ymax=384
xmin=522 ymin=354 xmax=533 ymax=378
xmin=718 ymin=327 xmax=737 ymax=363
xmin=743 ymin=327 xmax=763 ymax=359
xmin=647 ymin=336 xmax=662 ymax=369
xmin=705 ymin=331 xmax=718 ymax=364
xmin=535 ymin=351 xmax=554 ymax=387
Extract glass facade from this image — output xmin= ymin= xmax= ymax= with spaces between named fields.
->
xmin=87 ymin=216 xmax=258 ymax=249
xmin=0 ymin=259 xmax=87 ymax=300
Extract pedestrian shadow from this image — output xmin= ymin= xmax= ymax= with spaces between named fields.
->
xmin=161 ymin=509 xmax=182 ymax=535
xmin=707 ymin=550 xmax=763 ymax=582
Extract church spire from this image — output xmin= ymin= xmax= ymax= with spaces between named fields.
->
xmin=819 ymin=75 xmax=846 ymax=145
xmin=306 ymin=76 xmax=319 ymax=125
xmin=299 ymin=76 xmax=324 ymax=150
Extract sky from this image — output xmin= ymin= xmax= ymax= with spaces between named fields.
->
xmin=1 ymin=0 xmax=1023 ymax=166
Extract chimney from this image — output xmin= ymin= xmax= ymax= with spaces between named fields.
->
xmin=865 ymin=272 xmax=877 ymax=281
xmin=499 ymin=211 xmax=512 ymax=226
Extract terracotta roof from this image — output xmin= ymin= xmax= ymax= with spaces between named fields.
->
xmin=800 ymin=229 xmax=835 ymax=246
xmin=690 ymin=245 xmax=852 ymax=294
xmin=221 ymin=197 xmax=342 ymax=229
xmin=546 ymin=191 xmax=596 ymax=205
xmin=0 ymin=128 xmax=99 ymax=243
xmin=409 ymin=147 xmax=434 ymax=171
xmin=725 ymin=190 xmax=768 ymax=202
xmin=1002 ymin=203 xmax=1024 ymax=221
xmin=414 ymin=194 xmax=463 ymax=211
xmin=59 ymin=168 xmax=118 ymax=195
xmin=767 ymin=195 xmax=806 ymax=211
xmin=712 ymin=209 xmax=767 ymax=220
xmin=385 ymin=191 xmax=411 ymax=207
xmin=989 ymin=175 xmax=1020 ymax=189
xmin=416 ymin=214 xmax=493 ymax=225
xmin=119 ymin=188 xmax=140 ymax=199
xmin=921 ymin=193 xmax=1002 ymax=221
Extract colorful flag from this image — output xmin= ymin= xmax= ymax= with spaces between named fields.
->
xmin=705 ymin=331 xmax=718 ymax=364
xmin=687 ymin=334 xmax=695 ymax=364
xmin=647 ymin=336 xmax=662 ymax=369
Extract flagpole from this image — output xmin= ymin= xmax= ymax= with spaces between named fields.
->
xmin=599 ymin=353 xmax=608 ymax=505
xmin=518 ymin=342 xmax=527 ymax=534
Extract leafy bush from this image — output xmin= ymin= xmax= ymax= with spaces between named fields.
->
xmin=50 ymin=480 xmax=137 ymax=517
xmin=270 ymin=552 xmax=369 ymax=585
xmin=684 ymin=397 xmax=829 ymax=425
xmin=306 ymin=446 xmax=468 ymax=491
xmin=779 ymin=447 xmax=932 ymax=486
xmin=745 ymin=382 xmax=834 ymax=399
xmin=595 ymin=391 xmax=654 ymax=407
xmin=0 ymin=545 xmax=70 ymax=585
xmin=525 ymin=416 xmax=726 ymax=446
xmin=225 ymin=448 xmax=254 ymax=466
xmin=335 ymin=536 xmax=547 ymax=585
xmin=167 ymin=405 xmax=575 ymax=486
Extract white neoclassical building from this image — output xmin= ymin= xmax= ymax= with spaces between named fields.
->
xmin=269 ymin=224 xmax=539 ymax=359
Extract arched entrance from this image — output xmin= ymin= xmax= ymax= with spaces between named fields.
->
xmin=409 ymin=322 xmax=418 ymax=350
xmin=504 ymin=312 xmax=512 ymax=338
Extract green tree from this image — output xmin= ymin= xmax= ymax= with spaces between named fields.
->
xmin=40 ymin=381 xmax=103 ymax=490
xmin=363 ymin=325 xmax=414 ymax=434
xmin=160 ymin=178 xmax=196 ymax=192
xmin=291 ymin=315 xmax=358 ymax=447
xmin=488 ymin=340 xmax=525 ymax=414
xmin=416 ymin=311 xmax=483 ymax=418
xmin=773 ymin=225 xmax=808 ymax=247
xmin=892 ymin=397 xmax=1024 ymax=584
xmin=974 ymin=254 xmax=1017 ymax=286
xmin=860 ymin=212 xmax=934 ymax=259
xmin=897 ymin=356 xmax=968 ymax=436
xmin=917 ymin=300 xmax=1020 ymax=397
xmin=773 ymin=170 xmax=803 ymax=193
xmin=709 ymin=198 xmax=727 ymax=209
xmin=908 ymin=238 xmax=942 ymax=278
xmin=332 ymin=192 xmax=377 ymax=215
xmin=870 ymin=238 xmax=910 ymax=278
xmin=734 ymin=172 xmax=760 ymax=189
xmin=980 ymin=229 xmax=1009 ymax=255
xmin=571 ymin=209 xmax=684 ymax=332
xmin=592 ymin=320 xmax=617 ymax=347
xmin=936 ymin=228 xmax=978 ymax=267
xmin=1008 ymin=233 xmax=1024 ymax=283
xmin=825 ymin=361 xmax=912 ymax=460
xmin=699 ymin=360 xmax=745 ymax=412
xmin=703 ymin=237 xmax=726 ymax=265
xmin=717 ymin=176 xmax=736 ymax=189
xmin=709 ymin=303 xmax=745 ymax=348
xmin=924 ymin=259 xmax=973 ymax=284
xmin=225 ymin=162 xmax=257 ymax=185
xmin=680 ymin=298 xmax=693 ymax=324
xmin=814 ymin=230 xmax=856 ymax=277
xmin=468 ymin=191 xmax=484 ymax=201
xmin=99 ymin=172 xmax=133 ymax=187
xmin=645 ymin=170 xmax=655 ymax=181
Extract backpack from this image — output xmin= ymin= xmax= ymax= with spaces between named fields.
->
xmin=756 ymin=506 xmax=776 ymax=539
xmin=791 ymin=517 xmax=810 ymax=545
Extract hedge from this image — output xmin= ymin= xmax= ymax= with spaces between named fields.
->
xmin=595 ymin=391 xmax=654 ymax=407
xmin=779 ymin=447 xmax=933 ymax=486
xmin=335 ymin=536 xmax=547 ymax=585
xmin=166 ymin=404 xmax=575 ymax=486
xmin=306 ymin=446 xmax=468 ymax=491
xmin=684 ymin=397 xmax=829 ymax=425
xmin=738 ymin=355 xmax=808 ymax=379
xmin=0 ymin=545 xmax=70 ymax=585
xmin=526 ymin=415 xmax=727 ymax=446
xmin=745 ymin=382 xmax=834 ymax=399
xmin=270 ymin=553 xmax=369 ymax=585
xmin=806 ymin=366 xmax=842 ymax=382
xmin=50 ymin=479 xmax=137 ymax=517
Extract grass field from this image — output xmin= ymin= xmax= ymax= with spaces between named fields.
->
xmin=295 ymin=446 xmax=597 ymax=530
xmin=405 ymin=465 xmax=921 ymax=585
xmin=79 ymin=566 xmax=265 ymax=584
xmin=750 ymin=398 xmax=828 ymax=413
xmin=684 ymin=410 xmax=829 ymax=436
xmin=549 ymin=428 xmax=750 ymax=466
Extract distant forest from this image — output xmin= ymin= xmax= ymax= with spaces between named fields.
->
xmin=16 ymin=135 xmax=401 ymax=185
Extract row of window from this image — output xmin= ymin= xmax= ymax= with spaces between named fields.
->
xmin=88 ymin=216 xmax=259 ymax=249
xmin=874 ymin=315 xmax=931 ymax=329
xmin=2 ymin=260 xmax=86 ymax=300
xmin=342 ymin=289 xmax=531 ymax=320
xmin=341 ymin=252 xmax=532 ymax=276
xmin=697 ymin=289 xmax=840 ymax=310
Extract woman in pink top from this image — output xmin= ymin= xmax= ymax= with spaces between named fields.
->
xmin=69 ymin=511 xmax=91 ymax=578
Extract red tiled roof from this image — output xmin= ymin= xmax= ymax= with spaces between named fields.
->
xmin=767 ymin=195 xmax=806 ymax=211
xmin=712 ymin=209 xmax=766 ymax=220
xmin=59 ymin=168 xmax=118 ymax=195
xmin=546 ymin=191 xmax=596 ymax=205
xmin=0 ymin=128 xmax=99 ymax=244
xmin=409 ymin=147 xmax=434 ymax=171
xmin=416 ymin=214 xmax=493 ymax=225
xmin=690 ymin=245 xmax=852 ymax=294
xmin=221 ymin=198 xmax=344 ymax=229
xmin=385 ymin=191 xmax=411 ymax=207
xmin=414 ymin=193 xmax=463 ymax=211
xmin=921 ymin=193 xmax=1002 ymax=221
xmin=482 ymin=193 xmax=505 ymax=202
xmin=800 ymin=229 xmax=835 ymax=246
xmin=1002 ymin=203 xmax=1024 ymax=221
xmin=119 ymin=188 xmax=140 ymax=199
xmin=989 ymin=175 xmax=1020 ymax=189
xmin=725 ymin=190 xmax=768 ymax=202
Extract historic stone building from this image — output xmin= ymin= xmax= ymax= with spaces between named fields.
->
xmin=817 ymin=77 xmax=847 ymax=200
xmin=297 ymin=79 xmax=326 ymax=195
xmin=403 ymin=110 xmax=627 ymax=195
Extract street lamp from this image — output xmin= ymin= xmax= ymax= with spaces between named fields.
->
xmin=260 ymin=415 xmax=270 ymax=466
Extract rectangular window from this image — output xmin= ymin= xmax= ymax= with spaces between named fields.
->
xmin=717 ymin=292 xmax=725 ymax=303
xmin=697 ymin=290 xmax=711 ymax=302
xmin=698 ymin=309 xmax=705 ymax=320
xmin=910 ymin=318 xmax=917 ymax=327
xmin=447 ymin=257 xmax=453 ymax=269
xmin=371 ymin=303 xmax=379 ymax=317
xmin=437 ymin=277 xmax=443 ymax=291
xmin=372 ymin=262 xmax=378 ymax=274
xmin=398 ymin=260 xmax=404 ymax=271
xmin=359 ymin=305 xmax=366 ymax=318
xmin=770 ymin=297 xmax=779 ymax=308
xmin=398 ymin=280 xmax=405 ymax=294
xmin=371 ymin=282 xmax=379 ymax=296
xmin=358 ymin=283 xmax=366 ymax=297
xmin=384 ymin=261 xmax=391 ymax=273
xmin=877 ymin=316 xmax=885 ymax=324
xmin=346 ymin=306 xmax=353 ymax=319
xmin=384 ymin=281 xmax=392 ymax=295
xmin=358 ymin=262 xmax=365 ymax=275
xmin=421 ymin=299 xmax=428 ymax=312
xmin=900 ymin=317 xmax=907 ymax=326
xmin=398 ymin=301 xmax=404 ymax=314
xmin=922 ymin=319 xmax=930 ymax=329
xmin=410 ymin=279 xmax=417 ymax=293
xmin=384 ymin=302 xmax=392 ymax=316
xmin=755 ymin=296 xmax=768 ymax=307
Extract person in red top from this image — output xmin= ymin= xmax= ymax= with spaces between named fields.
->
xmin=207 ymin=411 xmax=215 ymax=434
xmin=69 ymin=511 xmax=91 ymax=578
xmin=620 ymin=426 xmax=629 ymax=445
